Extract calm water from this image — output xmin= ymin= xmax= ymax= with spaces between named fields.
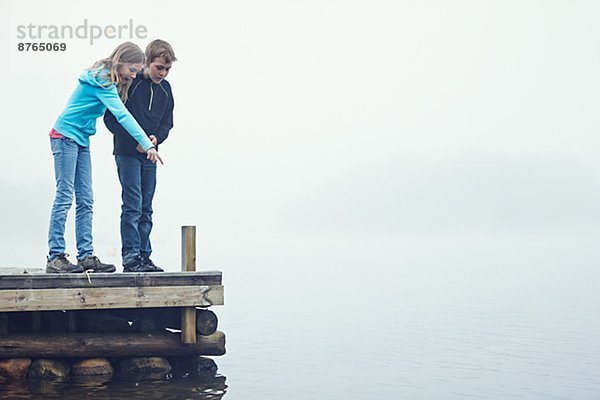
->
xmin=0 ymin=375 xmax=227 ymax=399
xmin=2 ymin=233 xmax=600 ymax=399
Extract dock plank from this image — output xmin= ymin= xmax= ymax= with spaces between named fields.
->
xmin=0 ymin=268 xmax=44 ymax=275
xmin=0 ymin=271 xmax=222 ymax=289
xmin=0 ymin=285 xmax=224 ymax=312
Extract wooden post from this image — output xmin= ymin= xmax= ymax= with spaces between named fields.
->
xmin=181 ymin=226 xmax=197 ymax=344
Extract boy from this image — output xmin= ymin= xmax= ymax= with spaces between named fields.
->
xmin=104 ymin=39 xmax=176 ymax=272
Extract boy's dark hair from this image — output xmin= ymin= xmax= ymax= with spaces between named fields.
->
xmin=145 ymin=39 xmax=177 ymax=64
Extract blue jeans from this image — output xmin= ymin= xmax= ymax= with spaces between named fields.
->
xmin=115 ymin=155 xmax=157 ymax=265
xmin=48 ymin=137 xmax=94 ymax=260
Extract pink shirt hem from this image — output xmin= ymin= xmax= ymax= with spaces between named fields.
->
xmin=49 ymin=128 xmax=64 ymax=139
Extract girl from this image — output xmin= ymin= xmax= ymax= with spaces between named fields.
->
xmin=47 ymin=42 xmax=163 ymax=274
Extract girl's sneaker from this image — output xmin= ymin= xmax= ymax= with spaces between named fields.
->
xmin=46 ymin=254 xmax=85 ymax=273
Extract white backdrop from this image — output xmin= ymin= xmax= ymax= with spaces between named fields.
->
xmin=1 ymin=0 xmax=600 ymax=272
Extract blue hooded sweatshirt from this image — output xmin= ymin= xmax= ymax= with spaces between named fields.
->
xmin=53 ymin=68 xmax=154 ymax=151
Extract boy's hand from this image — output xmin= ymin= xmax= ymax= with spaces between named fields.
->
xmin=137 ymin=135 xmax=158 ymax=153
xmin=146 ymin=148 xmax=164 ymax=165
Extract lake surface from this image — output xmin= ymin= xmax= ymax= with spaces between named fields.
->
xmin=2 ymin=233 xmax=600 ymax=399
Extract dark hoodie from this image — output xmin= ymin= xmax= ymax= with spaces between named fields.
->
xmin=104 ymin=72 xmax=174 ymax=156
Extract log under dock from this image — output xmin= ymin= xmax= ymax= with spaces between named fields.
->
xmin=0 ymin=331 xmax=225 ymax=358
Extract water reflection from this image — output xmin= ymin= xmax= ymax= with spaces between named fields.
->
xmin=0 ymin=374 xmax=227 ymax=399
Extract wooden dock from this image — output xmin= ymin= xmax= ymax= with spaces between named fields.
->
xmin=0 ymin=270 xmax=225 ymax=359
xmin=0 ymin=227 xmax=227 ymax=383
xmin=0 ymin=227 xmax=226 ymax=367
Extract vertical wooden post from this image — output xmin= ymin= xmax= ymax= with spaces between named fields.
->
xmin=181 ymin=226 xmax=197 ymax=344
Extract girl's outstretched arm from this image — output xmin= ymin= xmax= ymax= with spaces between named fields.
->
xmin=96 ymin=87 xmax=155 ymax=152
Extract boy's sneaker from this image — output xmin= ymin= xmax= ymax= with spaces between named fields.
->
xmin=46 ymin=254 xmax=84 ymax=273
xmin=142 ymin=255 xmax=164 ymax=272
xmin=123 ymin=255 xmax=164 ymax=273
xmin=77 ymin=255 xmax=116 ymax=273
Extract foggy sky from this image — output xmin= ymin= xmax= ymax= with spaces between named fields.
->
xmin=2 ymin=0 xmax=600 ymax=270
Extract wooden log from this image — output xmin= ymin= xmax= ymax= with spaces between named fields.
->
xmin=0 ymin=313 xmax=7 ymax=335
xmin=6 ymin=312 xmax=32 ymax=333
xmin=42 ymin=311 xmax=68 ymax=334
xmin=196 ymin=309 xmax=218 ymax=336
xmin=181 ymin=226 xmax=197 ymax=344
xmin=115 ymin=357 xmax=171 ymax=379
xmin=127 ymin=308 xmax=218 ymax=336
xmin=31 ymin=312 xmax=41 ymax=333
xmin=131 ymin=315 xmax=165 ymax=333
xmin=0 ymin=331 xmax=225 ymax=358
xmin=0 ymin=285 xmax=224 ymax=312
xmin=67 ymin=312 xmax=77 ymax=333
xmin=6 ymin=311 xmax=69 ymax=334
xmin=0 ymin=358 xmax=31 ymax=380
xmin=167 ymin=355 xmax=218 ymax=378
xmin=5 ymin=313 xmax=26 ymax=334
xmin=0 ymin=271 xmax=222 ymax=290
xmin=77 ymin=311 xmax=130 ymax=333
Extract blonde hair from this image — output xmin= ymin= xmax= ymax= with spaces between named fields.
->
xmin=145 ymin=39 xmax=177 ymax=64
xmin=90 ymin=42 xmax=144 ymax=101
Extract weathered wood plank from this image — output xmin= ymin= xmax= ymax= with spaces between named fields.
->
xmin=0 ymin=268 xmax=44 ymax=275
xmin=0 ymin=331 xmax=225 ymax=358
xmin=0 ymin=285 xmax=224 ymax=312
xmin=0 ymin=271 xmax=222 ymax=290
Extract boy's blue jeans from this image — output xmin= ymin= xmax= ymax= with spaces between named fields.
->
xmin=115 ymin=155 xmax=157 ymax=265
xmin=48 ymin=137 xmax=94 ymax=260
